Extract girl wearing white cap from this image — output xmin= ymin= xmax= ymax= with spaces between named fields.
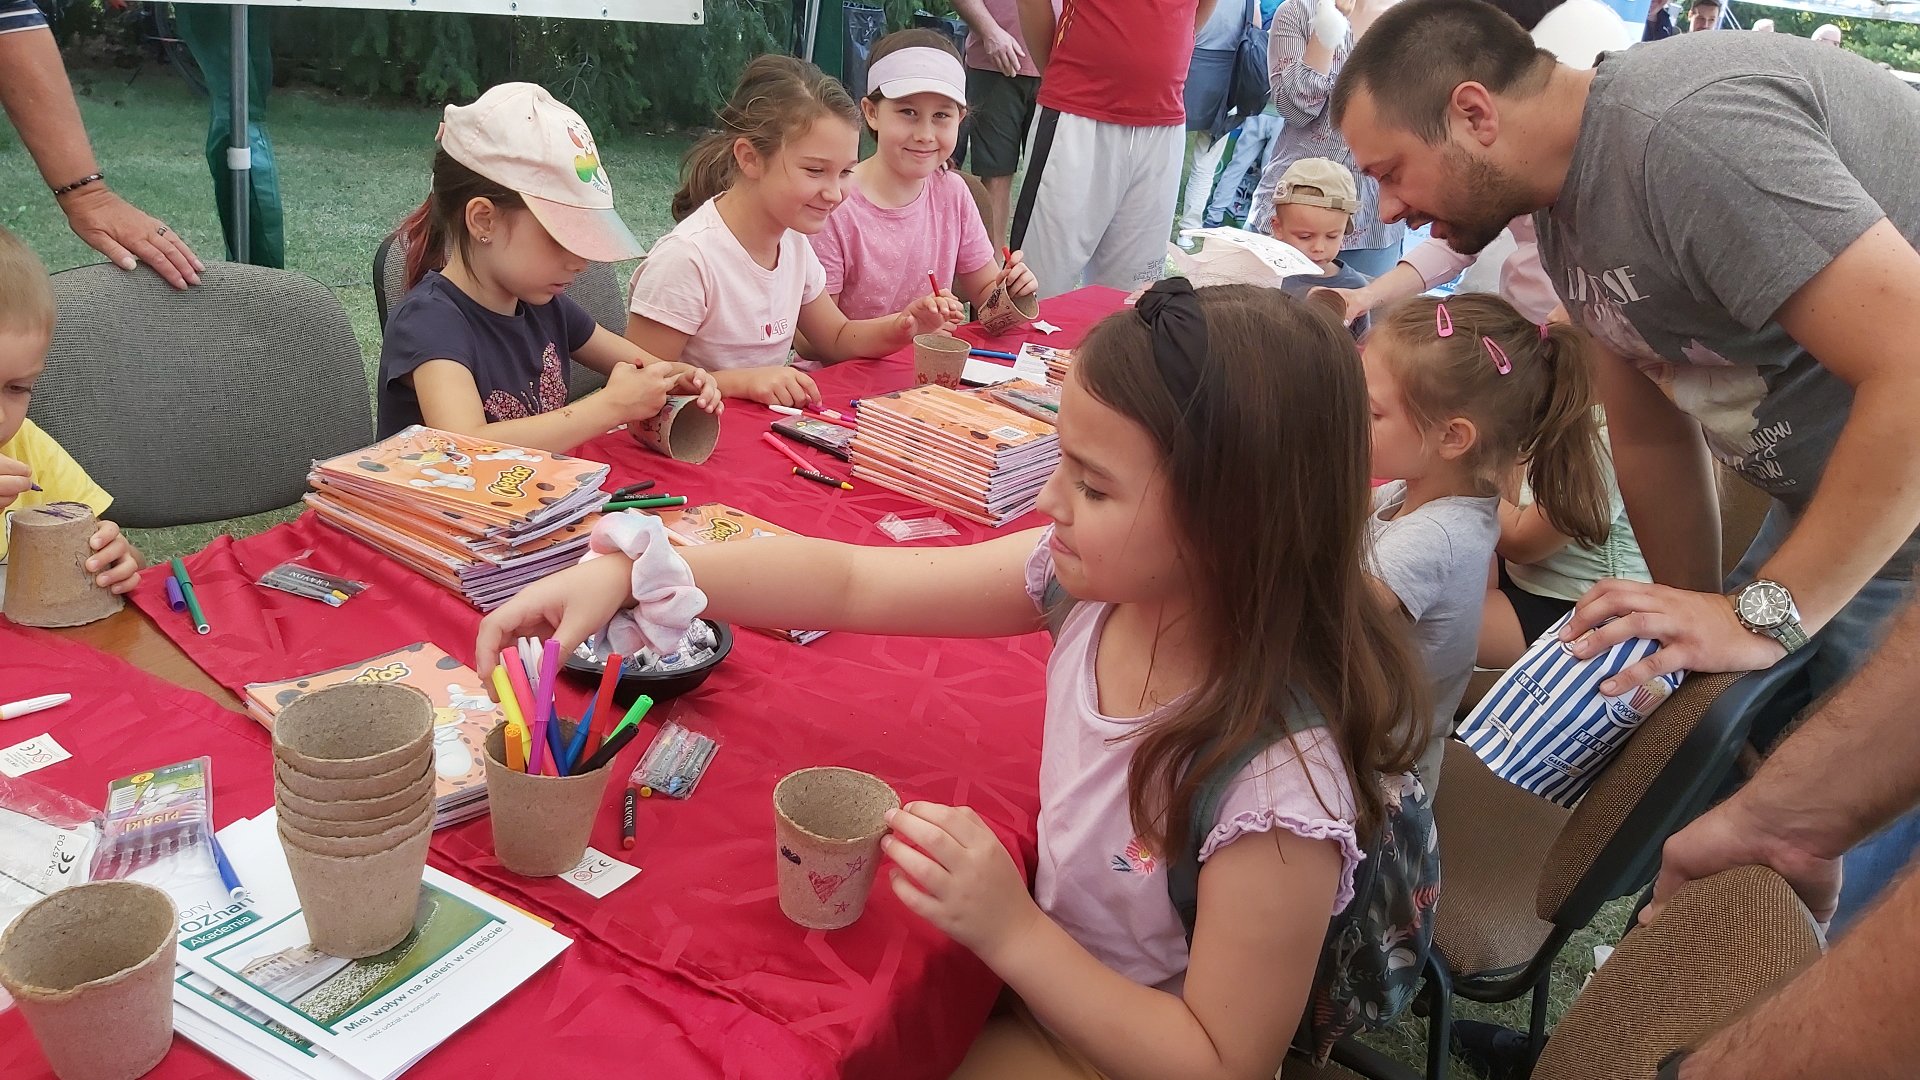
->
xmin=378 ymin=83 xmax=719 ymax=452
xmin=810 ymin=30 xmax=1038 ymax=323
xmin=628 ymin=56 xmax=964 ymax=408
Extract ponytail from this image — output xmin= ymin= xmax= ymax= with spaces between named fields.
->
xmin=397 ymin=197 xmax=442 ymax=293
xmin=1370 ymin=294 xmax=1610 ymax=547
xmin=1524 ymin=322 xmax=1610 ymax=548
xmin=393 ymin=149 xmax=523 ymax=294
xmin=672 ymin=133 xmax=741 ymax=222
xmin=670 ymin=55 xmax=861 ymax=222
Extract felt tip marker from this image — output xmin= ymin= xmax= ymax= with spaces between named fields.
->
xmin=0 ymin=694 xmax=70 ymax=721
xmin=210 ymin=833 xmax=247 ymax=900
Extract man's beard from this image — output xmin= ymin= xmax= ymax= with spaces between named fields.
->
xmin=1434 ymin=145 xmax=1532 ymax=256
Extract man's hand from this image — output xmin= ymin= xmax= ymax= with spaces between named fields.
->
xmin=58 ymin=183 xmax=203 ymax=289
xmin=980 ymin=24 xmax=1027 ymax=76
xmin=1307 ymin=284 xmax=1374 ymax=325
xmin=1561 ymin=580 xmax=1787 ymax=696
xmin=1646 ymin=791 xmax=1844 ymax=926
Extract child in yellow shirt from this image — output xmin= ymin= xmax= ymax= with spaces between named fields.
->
xmin=0 ymin=225 xmax=140 ymax=588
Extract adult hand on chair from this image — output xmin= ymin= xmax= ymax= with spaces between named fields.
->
xmin=57 ymin=182 xmax=204 ymax=290
xmin=1646 ymin=786 xmax=1843 ymax=927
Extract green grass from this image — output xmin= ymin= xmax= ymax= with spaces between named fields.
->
xmin=0 ymin=66 xmax=686 ymax=560
xmin=0 ymin=61 xmax=1635 ymax=1076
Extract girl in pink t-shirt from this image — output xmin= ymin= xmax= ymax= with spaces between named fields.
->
xmin=627 ymin=56 xmax=963 ymax=408
xmin=481 ymin=282 xmax=1426 ymax=1078
xmin=810 ymin=31 xmax=1038 ymax=322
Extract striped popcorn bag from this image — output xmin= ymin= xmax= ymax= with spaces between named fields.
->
xmin=1457 ymin=612 xmax=1686 ymax=807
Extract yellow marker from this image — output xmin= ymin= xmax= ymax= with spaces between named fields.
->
xmin=489 ymin=665 xmax=532 ymax=771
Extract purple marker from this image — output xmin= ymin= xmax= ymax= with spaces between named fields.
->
xmin=165 ymin=577 xmax=187 ymax=612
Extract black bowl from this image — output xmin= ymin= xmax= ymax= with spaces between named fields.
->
xmin=561 ymin=619 xmax=733 ymax=704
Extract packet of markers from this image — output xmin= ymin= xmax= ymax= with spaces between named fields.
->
xmin=489 ymin=635 xmax=655 ymax=778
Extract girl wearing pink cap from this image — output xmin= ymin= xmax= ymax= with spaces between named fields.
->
xmin=378 ymin=83 xmax=719 ymax=453
xmin=810 ymin=30 xmax=1038 ymax=323
xmin=628 ymin=56 xmax=964 ymax=408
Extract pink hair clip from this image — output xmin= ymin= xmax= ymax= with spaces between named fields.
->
xmin=1484 ymin=336 xmax=1512 ymax=375
xmin=1435 ymin=302 xmax=1454 ymax=339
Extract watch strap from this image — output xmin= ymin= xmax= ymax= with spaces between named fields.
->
xmin=1732 ymin=580 xmax=1808 ymax=655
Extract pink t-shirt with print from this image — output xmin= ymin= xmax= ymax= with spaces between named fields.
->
xmin=628 ymin=196 xmax=827 ymax=372
xmin=1024 ymin=532 xmax=1362 ymax=989
xmin=810 ymin=170 xmax=995 ymax=322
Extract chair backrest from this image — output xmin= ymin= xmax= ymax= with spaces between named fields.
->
xmin=1534 ymin=655 xmax=1812 ymax=927
xmin=35 ymin=262 xmax=373 ymax=528
xmin=370 ymin=230 xmax=622 ymax=400
xmin=1532 ymin=865 xmax=1822 ymax=1080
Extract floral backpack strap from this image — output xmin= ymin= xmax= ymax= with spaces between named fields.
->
xmin=1167 ymin=691 xmax=1323 ymax=940
xmin=1042 ymin=575 xmax=1078 ymax=640
xmin=1166 ymin=734 xmax=1277 ymax=941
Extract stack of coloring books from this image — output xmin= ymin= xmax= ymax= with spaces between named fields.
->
xmin=305 ymin=427 xmax=607 ymax=610
xmin=850 ymin=385 xmax=1058 ymax=527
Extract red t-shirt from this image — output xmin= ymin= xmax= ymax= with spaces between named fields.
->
xmin=1038 ymin=0 xmax=1200 ymax=127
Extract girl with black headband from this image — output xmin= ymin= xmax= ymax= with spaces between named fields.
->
xmin=479 ymin=279 xmax=1421 ymax=1078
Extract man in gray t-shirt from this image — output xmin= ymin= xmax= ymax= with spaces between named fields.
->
xmin=1331 ymin=0 xmax=1920 ymax=930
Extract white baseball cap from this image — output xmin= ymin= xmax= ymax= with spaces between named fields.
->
xmin=438 ymin=82 xmax=644 ymax=263
xmin=867 ymin=47 xmax=968 ymax=107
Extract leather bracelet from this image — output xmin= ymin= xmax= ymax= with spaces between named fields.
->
xmin=51 ymin=172 xmax=104 ymax=198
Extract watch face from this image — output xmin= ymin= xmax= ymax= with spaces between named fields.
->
xmin=1739 ymin=581 xmax=1791 ymax=629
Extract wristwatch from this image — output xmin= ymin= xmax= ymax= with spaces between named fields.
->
xmin=1729 ymin=579 xmax=1809 ymax=654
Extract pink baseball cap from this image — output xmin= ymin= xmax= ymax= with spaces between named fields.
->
xmin=438 ymin=83 xmax=644 ymax=263
xmin=867 ymin=47 xmax=968 ymax=107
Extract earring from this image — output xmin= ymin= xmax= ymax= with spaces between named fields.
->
xmin=479 ymin=235 xmax=492 ymax=245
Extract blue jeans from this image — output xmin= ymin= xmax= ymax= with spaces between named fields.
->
xmin=1339 ymin=244 xmax=1407 ymax=279
xmin=1203 ymin=113 xmax=1281 ymax=228
xmin=1730 ymin=502 xmax=1915 ymax=932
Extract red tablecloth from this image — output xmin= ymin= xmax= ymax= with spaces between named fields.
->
xmin=17 ymin=288 xmax=1127 ymax=1080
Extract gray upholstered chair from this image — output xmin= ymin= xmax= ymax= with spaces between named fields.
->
xmin=370 ymin=230 xmax=624 ymax=400
xmin=34 ymin=262 xmax=372 ymax=529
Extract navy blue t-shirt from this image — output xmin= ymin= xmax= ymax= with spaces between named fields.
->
xmin=1281 ymin=259 xmax=1373 ymax=336
xmin=376 ymin=271 xmax=599 ymax=438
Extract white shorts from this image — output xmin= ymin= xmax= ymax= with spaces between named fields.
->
xmin=1013 ymin=110 xmax=1184 ymax=299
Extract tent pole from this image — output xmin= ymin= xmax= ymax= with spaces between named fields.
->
xmin=228 ymin=3 xmax=251 ymax=264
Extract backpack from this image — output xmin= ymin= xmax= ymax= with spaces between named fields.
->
xmin=1172 ymin=754 xmax=1439 ymax=1062
xmin=1226 ymin=0 xmax=1272 ymax=127
xmin=1041 ymin=576 xmax=1441 ymax=1063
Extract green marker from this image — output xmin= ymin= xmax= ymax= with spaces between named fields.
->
xmin=604 ymin=694 xmax=655 ymax=745
xmin=604 ymin=495 xmax=688 ymax=511
xmin=169 ymin=557 xmax=210 ymax=635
